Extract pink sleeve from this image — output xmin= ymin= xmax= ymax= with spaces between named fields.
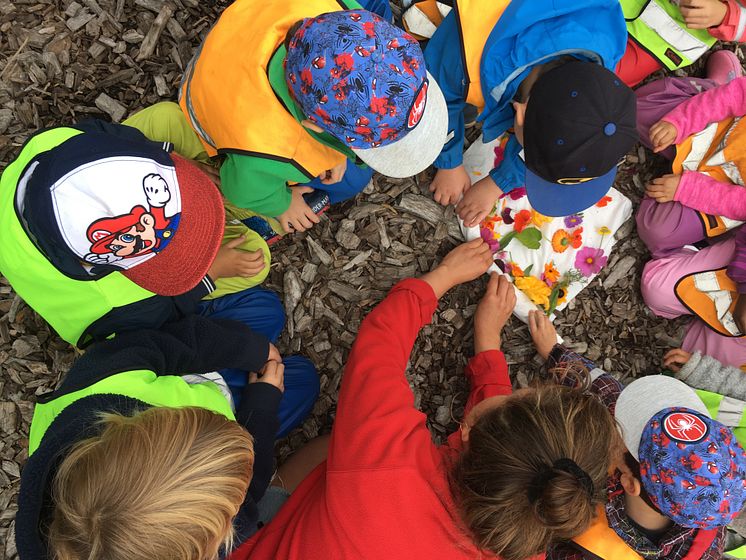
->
xmin=675 ymin=170 xmax=746 ymax=219
xmin=709 ymin=0 xmax=746 ymax=41
xmin=662 ymin=78 xmax=746 ymax=143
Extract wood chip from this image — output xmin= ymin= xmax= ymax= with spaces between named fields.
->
xmin=135 ymin=3 xmax=174 ymax=61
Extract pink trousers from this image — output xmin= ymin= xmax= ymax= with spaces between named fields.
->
xmin=642 ymin=237 xmax=746 ymax=369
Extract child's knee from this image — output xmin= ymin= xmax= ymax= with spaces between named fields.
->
xmin=640 ymin=259 xmax=683 ymax=319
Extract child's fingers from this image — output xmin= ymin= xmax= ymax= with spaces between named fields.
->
xmin=485 ymin=271 xmax=500 ymax=295
xmin=224 ymin=235 xmax=246 ymax=250
xmin=248 ymin=372 xmax=259 ymax=384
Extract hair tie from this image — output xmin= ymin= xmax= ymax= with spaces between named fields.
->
xmin=527 ymin=458 xmax=594 ymax=504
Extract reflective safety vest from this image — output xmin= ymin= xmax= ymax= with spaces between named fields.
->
xmin=572 ymin=504 xmax=718 ymax=559
xmin=675 ymin=268 xmax=745 ymax=339
xmin=452 ymin=0 xmax=511 ymax=111
xmin=178 ymin=0 xmax=359 ymax=180
xmin=621 ymin=0 xmax=717 ymax=70
xmin=29 ymin=369 xmax=235 ymax=455
xmin=673 ymin=117 xmax=746 ymax=238
xmin=0 ymin=128 xmax=156 ymax=348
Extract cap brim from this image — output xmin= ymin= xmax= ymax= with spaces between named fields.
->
xmin=352 ymin=71 xmax=448 ymax=179
xmin=525 ymin=166 xmax=617 ymax=217
xmin=615 ymin=375 xmax=711 ymax=460
xmin=122 ymin=155 xmax=225 ymax=296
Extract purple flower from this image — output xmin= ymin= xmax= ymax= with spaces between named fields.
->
xmin=501 ymin=207 xmax=514 ymax=224
xmin=480 ymin=227 xmax=501 ymax=252
xmin=564 ymin=213 xmax=583 ymax=228
xmin=575 ymin=247 xmax=607 ymax=277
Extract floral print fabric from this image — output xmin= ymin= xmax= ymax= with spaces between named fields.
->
xmin=460 ymin=133 xmax=632 ymax=322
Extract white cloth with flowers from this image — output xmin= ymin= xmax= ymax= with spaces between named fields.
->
xmin=460 ymin=134 xmax=633 ymax=323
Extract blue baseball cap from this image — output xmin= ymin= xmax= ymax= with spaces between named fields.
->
xmin=284 ymin=9 xmax=448 ymax=178
xmin=616 ymin=376 xmax=746 ymax=529
xmin=522 ymin=61 xmax=637 ymax=217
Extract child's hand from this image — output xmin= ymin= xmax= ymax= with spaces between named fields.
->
xmin=663 ymin=348 xmax=692 ymax=372
xmin=208 ymin=236 xmax=266 ymax=280
xmin=474 ymin=273 xmax=517 ymax=353
xmin=250 ymin=360 xmax=285 ymax=392
xmin=421 ymin=238 xmax=493 ymax=297
xmin=528 ymin=309 xmax=557 ymax=360
xmin=429 ymin=165 xmax=472 ymax=206
xmin=681 ymin=0 xmax=728 ymax=29
xmin=646 ymin=174 xmax=682 ymax=203
xmin=267 ymin=342 xmax=282 ymax=363
xmin=649 ymin=120 xmax=678 ymax=153
xmin=456 ymin=176 xmax=502 ymax=227
xmin=318 ymin=160 xmax=347 ymax=185
xmin=278 ymin=186 xmax=321 ymax=233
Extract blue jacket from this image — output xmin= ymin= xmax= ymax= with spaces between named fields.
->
xmin=424 ymin=0 xmax=627 ymax=192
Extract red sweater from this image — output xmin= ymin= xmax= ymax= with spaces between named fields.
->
xmin=230 ymin=279 xmax=511 ymax=560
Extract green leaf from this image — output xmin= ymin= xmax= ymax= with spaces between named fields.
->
xmin=498 ymin=231 xmax=517 ymax=250
xmin=523 ymin=264 xmax=534 ymax=277
xmin=547 ymin=287 xmax=560 ymax=315
xmin=515 ymin=227 xmax=542 ymax=249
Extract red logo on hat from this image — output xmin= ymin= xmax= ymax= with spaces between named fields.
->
xmin=663 ymin=412 xmax=708 ymax=444
xmin=407 ymin=81 xmax=428 ymax=129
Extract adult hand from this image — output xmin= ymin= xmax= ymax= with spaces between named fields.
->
xmin=319 ymin=159 xmax=347 ymax=185
xmin=208 ymin=236 xmax=266 ymax=280
xmin=646 ymin=174 xmax=682 ymax=203
xmin=249 ymin=360 xmax=285 ymax=393
xmin=528 ymin=309 xmax=557 ymax=360
xmin=456 ymin=175 xmax=502 ymax=228
xmin=277 ymin=186 xmax=321 ymax=233
xmin=429 ymin=165 xmax=472 ymax=206
xmin=474 ymin=273 xmax=517 ymax=353
xmin=193 ymin=160 xmax=222 ymax=187
xmin=421 ymin=238 xmax=493 ymax=298
xmin=734 ymin=294 xmax=746 ymax=334
xmin=681 ymin=0 xmax=728 ymax=29
xmin=663 ymin=348 xmax=692 ymax=372
xmin=649 ymin=120 xmax=678 ymax=153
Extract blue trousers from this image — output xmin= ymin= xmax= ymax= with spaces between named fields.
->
xmin=304 ymin=162 xmax=373 ymax=204
xmin=198 ymin=288 xmax=319 ymax=438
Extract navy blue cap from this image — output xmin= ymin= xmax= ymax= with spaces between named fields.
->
xmin=522 ymin=61 xmax=637 ymax=217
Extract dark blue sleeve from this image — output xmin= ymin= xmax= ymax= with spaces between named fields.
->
xmin=357 ymin=0 xmax=392 ymax=20
xmin=424 ymin=11 xmax=467 ymax=169
xmin=488 ymin=133 xmax=524 ymax=193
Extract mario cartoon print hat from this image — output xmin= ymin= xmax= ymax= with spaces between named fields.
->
xmin=285 ymin=9 xmax=448 ymax=178
xmin=615 ymin=376 xmax=746 ymax=529
xmin=523 ymin=61 xmax=637 ymax=217
xmin=18 ymin=125 xmax=224 ymax=296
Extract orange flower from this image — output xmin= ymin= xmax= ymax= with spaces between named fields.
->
xmin=483 ymin=214 xmax=501 ymax=232
xmin=570 ymin=227 xmax=583 ymax=248
xmin=543 ymin=261 xmax=560 ymax=285
xmin=509 ymin=262 xmax=524 ymax=278
xmin=595 ymin=195 xmax=612 ymax=208
xmin=513 ymin=209 xmax=532 ymax=233
xmin=551 ymin=229 xmax=571 ymax=253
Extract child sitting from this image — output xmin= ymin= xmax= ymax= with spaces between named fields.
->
xmin=529 ymin=311 xmax=746 ymax=559
xmin=15 ymin=315 xmax=289 ymax=559
xmin=635 ymin=62 xmax=746 ymax=370
xmin=229 ymin=240 xmax=623 ymax=560
xmin=420 ymin=0 xmax=637 ymax=221
xmin=0 ymin=122 xmax=317 ymax=437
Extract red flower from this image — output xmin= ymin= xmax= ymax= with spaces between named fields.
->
xmin=595 ymin=195 xmax=612 ymax=208
xmin=513 ymin=209 xmax=532 ymax=233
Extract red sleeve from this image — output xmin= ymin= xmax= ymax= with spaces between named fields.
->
xmin=326 ymin=278 xmax=439 ymax=470
xmin=463 ymin=350 xmax=512 ymax=415
xmin=709 ymin=0 xmax=746 ymax=41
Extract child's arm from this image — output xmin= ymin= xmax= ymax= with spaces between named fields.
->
xmin=58 ymin=314 xmax=271 ymax=394
xmin=666 ymin=349 xmax=746 ymax=400
xmin=327 ymin=240 xmax=492 ymax=471
xmin=674 ymin=170 xmax=746 ymax=219
xmin=662 ymin=77 xmax=746 ymax=142
xmin=707 ymin=0 xmax=746 ymax=41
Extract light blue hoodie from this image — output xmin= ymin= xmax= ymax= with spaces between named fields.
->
xmin=424 ymin=0 xmax=627 ymax=192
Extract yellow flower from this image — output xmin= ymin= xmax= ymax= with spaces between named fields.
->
xmin=597 ymin=226 xmax=612 ymax=236
xmin=515 ymin=276 xmax=552 ymax=309
xmin=531 ymin=210 xmax=553 ymax=227
xmin=555 ymin=286 xmax=568 ymax=307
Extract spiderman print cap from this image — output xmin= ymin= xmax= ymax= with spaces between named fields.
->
xmin=615 ymin=376 xmax=746 ymax=528
xmin=285 ymin=10 xmax=447 ymax=178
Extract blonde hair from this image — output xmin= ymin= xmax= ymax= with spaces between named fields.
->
xmin=451 ymin=384 xmax=619 ymax=560
xmin=48 ymin=406 xmax=254 ymax=560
